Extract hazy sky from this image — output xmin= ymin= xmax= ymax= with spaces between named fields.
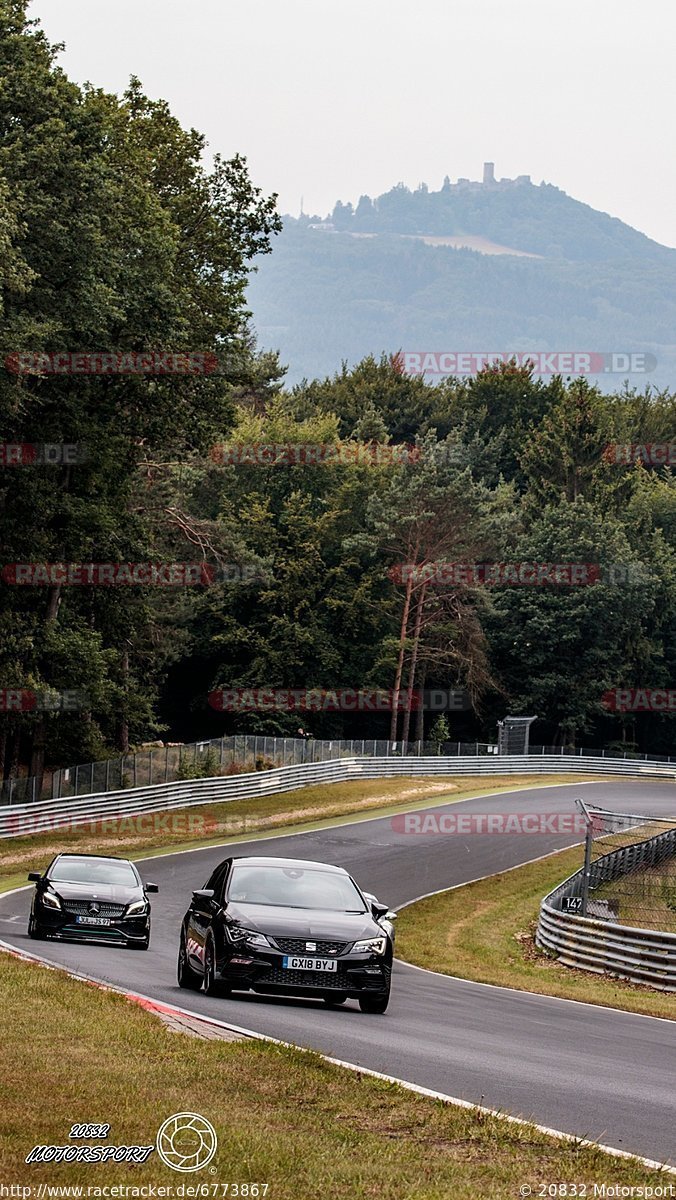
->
xmin=29 ymin=0 xmax=676 ymax=247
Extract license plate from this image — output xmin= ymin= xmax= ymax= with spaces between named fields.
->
xmin=75 ymin=915 xmax=111 ymax=926
xmin=282 ymin=956 xmax=337 ymax=972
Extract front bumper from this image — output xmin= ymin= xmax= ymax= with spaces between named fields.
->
xmin=35 ymin=905 xmax=150 ymax=946
xmin=217 ymin=944 xmax=391 ymax=997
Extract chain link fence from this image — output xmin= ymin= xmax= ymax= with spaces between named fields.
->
xmin=575 ymin=802 xmax=676 ymax=933
xmin=0 ymin=736 xmax=499 ymax=805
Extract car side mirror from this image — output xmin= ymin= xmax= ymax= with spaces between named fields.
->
xmin=384 ymin=910 xmax=397 ymax=921
xmin=27 ymin=871 xmax=42 ymax=882
xmin=145 ymin=882 xmax=159 ymax=893
xmin=370 ymin=901 xmax=389 ymax=921
xmin=192 ymin=888 xmax=215 ymax=903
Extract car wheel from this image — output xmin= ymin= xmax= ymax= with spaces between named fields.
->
xmin=204 ymin=935 xmax=230 ymax=997
xmin=323 ymin=993 xmax=348 ymax=1006
xmin=358 ymin=992 xmax=390 ymax=1014
xmin=27 ymin=913 xmax=45 ymax=940
xmin=177 ymin=932 xmax=202 ymax=990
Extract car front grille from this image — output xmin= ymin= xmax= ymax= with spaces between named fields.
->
xmin=256 ymin=967 xmax=349 ymax=989
xmin=62 ymin=900 xmax=126 ymax=918
xmin=272 ymin=938 xmax=349 ymax=956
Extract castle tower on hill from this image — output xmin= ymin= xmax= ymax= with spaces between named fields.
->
xmin=483 ymin=161 xmax=495 ymax=184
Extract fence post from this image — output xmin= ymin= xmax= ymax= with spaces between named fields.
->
xmin=576 ymin=799 xmax=594 ymax=918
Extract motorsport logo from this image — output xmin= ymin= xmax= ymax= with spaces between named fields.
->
xmin=156 ymin=1113 xmax=218 ymax=1173
xmin=25 ymin=1113 xmax=217 ymax=1173
xmin=397 ymin=351 xmax=657 ymax=377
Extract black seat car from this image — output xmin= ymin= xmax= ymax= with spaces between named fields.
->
xmin=27 ymin=853 xmax=158 ymax=949
xmin=177 ymin=855 xmax=395 ymax=1013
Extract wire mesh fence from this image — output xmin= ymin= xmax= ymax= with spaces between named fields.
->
xmin=0 ymin=736 xmax=499 ymax=805
xmin=575 ymin=802 xmax=676 ymax=933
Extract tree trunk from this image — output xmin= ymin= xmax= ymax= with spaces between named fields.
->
xmin=415 ymin=664 xmax=426 ymax=744
xmin=390 ymin=571 xmax=415 ymax=742
xmin=400 ymin=585 xmax=427 ymax=748
xmin=29 ymin=716 xmax=46 ymax=784
xmin=118 ymin=648 xmax=130 ymax=752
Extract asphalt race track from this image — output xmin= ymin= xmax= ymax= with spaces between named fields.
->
xmin=2 ymin=780 xmax=676 ymax=1164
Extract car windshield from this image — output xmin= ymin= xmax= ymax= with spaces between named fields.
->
xmin=228 ymin=865 xmax=367 ymax=911
xmin=49 ymin=858 xmax=138 ymax=886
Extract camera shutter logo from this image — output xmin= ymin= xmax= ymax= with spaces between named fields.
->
xmin=156 ymin=1112 xmax=217 ymax=1172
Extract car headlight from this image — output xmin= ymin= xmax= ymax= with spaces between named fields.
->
xmin=245 ymin=930 xmax=270 ymax=948
xmin=352 ymin=936 xmax=387 ymax=955
xmin=41 ymin=889 xmax=61 ymax=910
xmin=227 ymin=926 xmax=270 ymax=948
xmin=126 ymin=899 xmax=149 ymax=916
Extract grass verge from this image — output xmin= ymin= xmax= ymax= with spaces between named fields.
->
xmin=396 ymin=846 xmax=676 ymax=1020
xmin=0 ymin=773 xmax=598 ymax=893
xmin=0 ymin=952 xmax=670 ymax=1195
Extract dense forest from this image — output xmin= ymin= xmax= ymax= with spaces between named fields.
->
xmin=1 ymin=1 xmax=675 ymax=787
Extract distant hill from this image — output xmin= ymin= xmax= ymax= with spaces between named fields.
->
xmin=247 ymin=170 xmax=676 ymax=389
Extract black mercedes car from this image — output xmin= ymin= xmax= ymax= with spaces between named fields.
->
xmin=27 ymin=853 xmax=158 ymax=949
xmin=177 ymin=855 xmax=396 ymax=1013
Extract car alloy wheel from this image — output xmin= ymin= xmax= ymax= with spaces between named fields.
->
xmin=27 ymin=914 xmax=45 ymax=940
xmin=177 ymin=932 xmax=202 ymax=990
xmin=204 ymin=936 xmax=230 ymax=997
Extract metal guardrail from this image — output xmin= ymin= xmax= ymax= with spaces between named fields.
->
xmin=536 ymin=820 xmax=676 ymax=991
xmin=2 ymin=753 xmax=675 ymax=839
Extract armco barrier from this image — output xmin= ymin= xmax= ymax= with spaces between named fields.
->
xmin=536 ymin=822 xmax=676 ymax=991
xmin=1 ymin=753 xmax=675 ymax=839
